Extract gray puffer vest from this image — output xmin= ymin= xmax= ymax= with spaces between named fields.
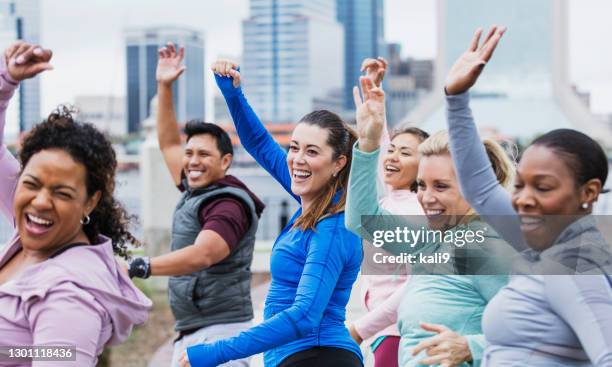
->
xmin=168 ymin=182 xmax=258 ymax=331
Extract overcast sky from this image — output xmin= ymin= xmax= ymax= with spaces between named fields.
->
xmin=35 ymin=0 xmax=612 ymax=119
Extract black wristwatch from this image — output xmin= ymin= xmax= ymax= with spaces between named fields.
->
xmin=128 ymin=257 xmax=151 ymax=279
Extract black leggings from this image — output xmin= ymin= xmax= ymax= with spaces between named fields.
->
xmin=278 ymin=347 xmax=363 ymax=367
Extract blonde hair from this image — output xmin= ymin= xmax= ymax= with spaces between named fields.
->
xmin=418 ymin=130 xmax=515 ymax=188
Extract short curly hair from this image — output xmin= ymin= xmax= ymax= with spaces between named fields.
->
xmin=19 ymin=106 xmax=139 ymax=259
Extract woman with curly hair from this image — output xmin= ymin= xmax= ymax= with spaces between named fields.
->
xmin=0 ymin=42 xmax=151 ymax=366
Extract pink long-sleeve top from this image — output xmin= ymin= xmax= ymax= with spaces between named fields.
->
xmin=353 ymin=121 xmax=422 ymax=345
xmin=0 ymin=58 xmax=152 ymax=366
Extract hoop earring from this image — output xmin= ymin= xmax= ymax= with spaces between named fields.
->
xmin=80 ymin=215 xmax=91 ymax=225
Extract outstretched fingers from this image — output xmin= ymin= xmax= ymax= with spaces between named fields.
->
xmin=359 ymin=76 xmax=373 ymax=102
xmin=178 ymin=46 xmax=185 ymax=63
xmin=469 ymin=28 xmax=484 ymax=52
xmin=352 ymin=86 xmax=363 ymax=108
xmin=361 ymin=76 xmax=384 ymax=102
xmin=480 ymin=25 xmax=498 ymax=49
xmin=166 ymin=42 xmax=176 ymax=57
xmin=481 ymin=27 xmax=506 ymax=62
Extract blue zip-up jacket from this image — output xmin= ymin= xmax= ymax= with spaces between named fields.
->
xmin=186 ymin=73 xmax=363 ymax=367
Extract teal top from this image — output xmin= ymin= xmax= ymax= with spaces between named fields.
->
xmin=345 ymin=143 xmax=513 ymax=367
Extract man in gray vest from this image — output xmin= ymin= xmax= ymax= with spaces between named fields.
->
xmin=129 ymin=43 xmax=265 ymax=367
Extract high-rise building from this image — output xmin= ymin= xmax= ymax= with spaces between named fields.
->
xmin=242 ymin=0 xmax=344 ymax=123
xmin=407 ymin=0 xmax=611 ymax=145
xmin=0 ymin=0 xmax=41 ymax=134
xmin=336 ymin=0 xmax=385 ymax=110
xmin=125 ymin=26 xmax=204 ymax=134
xmin=0 ymin=1 xmax=19 ymax=140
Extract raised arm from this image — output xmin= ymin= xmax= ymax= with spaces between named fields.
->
xmin=0 ymin=42 xmax=53 ymax=224
xmin=346 ymin=76 xmax=390 ymax=235
xmin=155 ymin=43 xmax=186 ymax=186
xmin=360 ymin=57 xmax=393 ymax=199
xmin=445 ymin=27 xmax=526 ymax=250
xmin=346 ymin=77 xmax=428 ymax=255
xmin=212 ymin=61 xmax=297 ymax=201
xmin=184 ymin=216 xmax=356 ymax=366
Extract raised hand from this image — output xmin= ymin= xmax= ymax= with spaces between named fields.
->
xmin=157 ymin=43 xmax=186 ymax=87
xmin=353 ymin=76 xmax=385 ymax=152
xmin=361 ymin=56 xmax=388 ymax=87
xmin=211 ymin=59 xmax=241 ymax=88
xmin=4 ymin=41 xmax=53 ymax=81
xmin=445 ymin=26 xmax=506 ymax=95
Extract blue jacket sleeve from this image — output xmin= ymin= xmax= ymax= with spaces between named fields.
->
xmin=215 ymin=73 xmax=298 ymax=202
xmin=445 ymin=92 xmax=527 ymax=251
xmin=186 ymin=216 xmax=351 ymax=366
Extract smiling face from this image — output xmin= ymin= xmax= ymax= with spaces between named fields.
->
xmin=416 ymin=154 xmax=471 ymax=230
xmin=182 ymin=134 xmax=231 ymax=189
xmin=287 ymin=123 xmax=346 ymax=209
xmin=14 ymin=149 xmax=100 ymax=255
xmin=383 ymin=133 xmax=421 ymax=190
xmin=512 ymin=145 xmax=585 ymax=250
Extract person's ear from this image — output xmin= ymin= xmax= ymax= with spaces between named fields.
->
xmin=334 ymin=155 xmax=348 ymax=174
xmin=85 ymin=190 xmax=102 ymax=216
xmin=580 ymin=178 xmax=602 ymax=210
xmin=221 ymin=153 xmax=233 ymax=171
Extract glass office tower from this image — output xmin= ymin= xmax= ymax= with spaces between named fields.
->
xmin=126 ymin=27 xmax=204 ymax=133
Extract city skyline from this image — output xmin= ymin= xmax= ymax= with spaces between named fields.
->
xmin=0 ymin=0 xmax=609 ymax=136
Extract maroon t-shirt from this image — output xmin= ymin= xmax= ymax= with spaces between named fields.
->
xmin=178 ymin=175 xmax=265 ymax=252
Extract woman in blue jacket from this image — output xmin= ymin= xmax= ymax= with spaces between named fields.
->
xmin=179 ymin=57 xmax=363 ymax=367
